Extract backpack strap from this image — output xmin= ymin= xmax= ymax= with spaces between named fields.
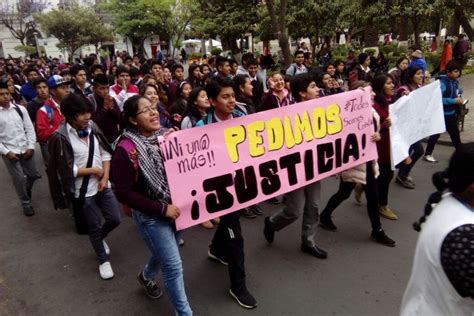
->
xmin=117 ymin=138 xmax=139 ymax=181
xmin=116 ymin=138 xmax=139 ymax=217
xmin=13 ymin=104 xmax=24 ymax=120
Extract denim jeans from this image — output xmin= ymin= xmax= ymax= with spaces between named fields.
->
xmin=82 ymin=188 xmax=121 ymax=263
xmin=2 ymin=155 xmax=40 ymax=207
xmin=398 ymin=140 xmax=424 ymax=179
xmin=132 ymin=210 xmax=192 ymax=316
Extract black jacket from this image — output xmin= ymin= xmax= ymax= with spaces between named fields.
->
xmin=47 ymin=121 xmax=112 ymax=209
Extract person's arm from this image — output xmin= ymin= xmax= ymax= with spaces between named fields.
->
xmin=47 ymin=134 xmax=67 ymax=209
xmin=440 ymin=80 xmax=457 ymax=105
xmin=440 ymin=224 xmax=474 ymax=299
xmin=111 ymin=147 xmax=167 ymax=217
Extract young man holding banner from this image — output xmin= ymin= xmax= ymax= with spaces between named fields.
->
xmin=263 ymin=73 xmax=328 ymax=259
xmin=196 ymin=76 xmax=257 ymax=309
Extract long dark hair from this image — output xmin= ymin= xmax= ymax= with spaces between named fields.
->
xmin=188 ymin=64 xmax=201 ymax=88
xmin=123 ymin=95 xmax=147 ymax=128
xmin=233 ymin=74 xmax=249 ymax=96
xmin=413 ymin=143 xmax=474 ymax=231
xmin=185 ymin=87 xmax=208 ymax=122
xmin=372 ymin=73 xmax=392 ymax=109
xmin=401 ymin=65 xmax=423 ymax=86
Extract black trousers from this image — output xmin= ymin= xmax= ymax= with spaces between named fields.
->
xmin=210 ymin=211 xmax=246 ymax=292
xmin=321 ymin=162 xmax=381 ymax=232
xmin=398 ymin=141 xmax=424 ymax=179
xmin=425 ymin=115 xmax=462 ymax=155
xmin=377 ymin=163 xmax=394 ymax=207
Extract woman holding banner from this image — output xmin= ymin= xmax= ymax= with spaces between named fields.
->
xmin=394 ymin=66 xmax=425 ymax=190
xmin=372 ymin=74 xmax=405 ymax=221
xmin=111 ymin=95 xmax=192 ymax=315
xmin=319 ymin=80 xmax=396 ymax=247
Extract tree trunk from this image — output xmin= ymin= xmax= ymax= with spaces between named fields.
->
xmin=266 ymin=0 xmax=291 ymax=68
xmin=447 ymin=15 xmax=460 ymax=37
xmin=412 ymin=16 xmax=421 ymax=48
xmin=398 ymin=16 xmax=408 ymax=41
xmin=454 ymin=7 xmax=474 ymax=40
xmin=364 ymin=23 xmax=379 ymax=47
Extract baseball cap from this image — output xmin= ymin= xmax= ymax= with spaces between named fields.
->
xmin=47 ymin=75 xmax=71 ymax=89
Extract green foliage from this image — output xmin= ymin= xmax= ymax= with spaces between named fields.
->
xmin=287 ymin=0 xmax=343 ymax=40
xmin=35 ymin=6 xmax=112 ymax=61
xmin=188 ymin=52 xmax=203 ymax=60
xmin=189 ymin=0 xmax=258 ymax=48
xmin=211 ymin=48 xmax=223 ymax=56
xmin=101 ymin=0 xmax=170 ymax=53
xmin=14 ymin=45 xmax=37 ymax=55
xmin=102 ymin=0 xmax=191 ymax=57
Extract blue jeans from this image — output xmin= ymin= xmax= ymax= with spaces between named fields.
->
xmin=83 ymin=188 xmax=121 ymax=263
xmin=132 ymin=210 xmax=192 ymax=316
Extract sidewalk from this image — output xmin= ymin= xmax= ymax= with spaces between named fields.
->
xmin=435 ymin=74 xmax=473 ymax=145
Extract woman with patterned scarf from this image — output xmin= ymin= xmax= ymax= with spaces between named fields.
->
xmin=111 ymin=95 xmax=192 ymax=315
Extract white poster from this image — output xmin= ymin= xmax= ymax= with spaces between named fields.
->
xmin=390 ymin=81 xmax=445 ymax=169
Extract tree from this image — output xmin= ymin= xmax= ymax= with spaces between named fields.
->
xmin=163 ymin=0 xmax=193 ymax=59
xmin=436 ymin=0 xmax=474 ymax=40
xmin=189 ymin=0 xmax=259 ymax=56
xmin=0 ymin=0 xmax=48 ymax=46
xmin=35 ymin=6 xmax=113 ymax=62
xmin=266 ymin=0 xmax=292 ymax=67
xmin=84 ymin=23 xmax=114 ymax=54
xmin=101 ymin=0 xmax=170 ymax=57
xmin=286 ymin=0 xmax=344 ymax=62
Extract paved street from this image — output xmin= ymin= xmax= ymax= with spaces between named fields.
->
xmin=0 ymin=139 xmax=461 ymax=315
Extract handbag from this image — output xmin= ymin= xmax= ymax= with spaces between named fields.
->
xmin=71 ymin=131 xmax=95 ymax=235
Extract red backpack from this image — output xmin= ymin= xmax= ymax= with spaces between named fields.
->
xmin=117 ymin=138 xmax=139 ymax=217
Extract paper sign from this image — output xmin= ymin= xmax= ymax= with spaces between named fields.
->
xmin=160 ymin=88 xmax=379 ymax=230
xmin=390 ymin=81 xmax=445 ymax=168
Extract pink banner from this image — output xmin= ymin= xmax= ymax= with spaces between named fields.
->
xmin=160 ymin=88 xmax=378 ymax=230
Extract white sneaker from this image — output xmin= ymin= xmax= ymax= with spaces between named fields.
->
xmin=423 ymin=155 xmax=438 ymax=163
xmin=103 ymin=240 xmax=110 ymax=256
xmin=99 ymin=261 xmax=114 ymax=280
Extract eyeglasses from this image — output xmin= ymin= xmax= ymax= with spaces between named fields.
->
xmin=136 ymin=105 xmax=159 ymax=116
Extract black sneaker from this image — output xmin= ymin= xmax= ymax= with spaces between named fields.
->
xmin=371 ymin=229 xmax=396 ymax=247
xmin=23 ymin=205 xmax=35 ymax=217
xmin=247 ymin=204 xmax=264 ymax=216
xmin=266 ymin=197 xmax=281 ymax=205
xmin=263 ymin=216 xmax=274 ymax=243
xmin=319 ymin=216 xmax=337 ymax=232
xmin=229 ymin=288 xmax=257 ymax=309
xmin=208 ymin=249 xmax=228 ymax=265
xmin=242 ymin=208 xmax=257 ymax=219
xmin=137 ymin=272 xmax=163 ymax=299
xmin=395 ymin=175 xmax=415 ymax=189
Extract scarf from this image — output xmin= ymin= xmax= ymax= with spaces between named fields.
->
xmin=122 ymin=128 xmax=171 ymax=204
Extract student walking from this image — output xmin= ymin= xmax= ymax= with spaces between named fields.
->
xmin=0 ymin=81 xmax=40 ymax=216
xmin=111 ymin=95 xmax=192 ymax=315
xmin=263 ymin=73 xmax=328 ymax=258
xmin=47 ymin=93 xmax=121 ymax=279
xmin=196 ymin=76 xmax=257 ymax=309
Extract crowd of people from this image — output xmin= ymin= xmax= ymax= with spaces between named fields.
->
xmin=0 ymin=36 xmax=471 ymax=315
